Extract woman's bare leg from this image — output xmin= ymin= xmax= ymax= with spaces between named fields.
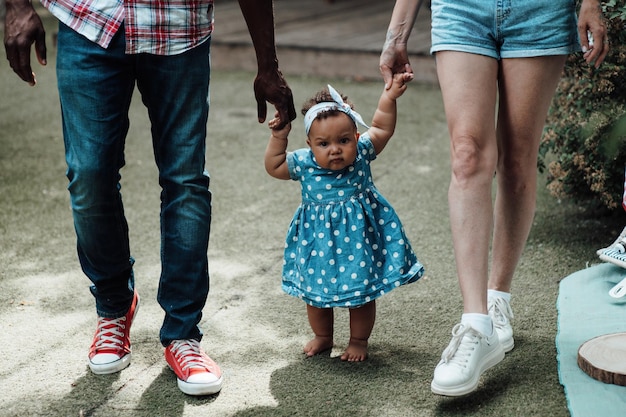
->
xmin=436 ymin=51 xmax=499 ymax=315
xmin=489 ymin=56 xmax=568 ymax=292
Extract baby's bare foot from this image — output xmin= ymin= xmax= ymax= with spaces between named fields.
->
xmin=303 ymin=336 xmax=334 ymax=357
xmin=341 ymin=337 xmax=368 ymax=362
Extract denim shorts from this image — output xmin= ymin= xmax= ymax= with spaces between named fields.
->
xmin=430 ymin=0 xmax=580 ymax=59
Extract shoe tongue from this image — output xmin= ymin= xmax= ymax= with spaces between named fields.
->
xmin=97 ymin=347 xmax=121 ymax=354
xmin=100 ymin=316 xmax=123 ymax=327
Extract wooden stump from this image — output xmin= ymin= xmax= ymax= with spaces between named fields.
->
xmin=578 ymin=332 xmax=626 ymax=386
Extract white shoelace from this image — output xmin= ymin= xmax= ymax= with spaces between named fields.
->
xmin=440 ymin=323 xmax=479 ymax=366
xmin=488 ymin=297 xmax=514 ymax=328
xmin=93 ymin=316 xmax=127 ymax=350
xmin=169 ymin=339 xmax=211 ymax=372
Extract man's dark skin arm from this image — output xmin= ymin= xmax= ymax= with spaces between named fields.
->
xmin=4 ymin=0 xmax=47 ymax=86
xmin=237 ymin=0 xmax=296 ymax=128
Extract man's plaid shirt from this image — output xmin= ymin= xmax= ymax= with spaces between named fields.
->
xmin=41 ymin=0 xmax=214 ymax=55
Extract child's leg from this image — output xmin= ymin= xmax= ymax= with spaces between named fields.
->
xmin=304 ymin=305 xmax=334 ymax=357
xmin=342 ymin=301 xmax=376 ymax=362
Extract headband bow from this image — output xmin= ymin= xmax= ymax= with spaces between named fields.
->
xmin=303 ymin=84 xmax=369 ymax=136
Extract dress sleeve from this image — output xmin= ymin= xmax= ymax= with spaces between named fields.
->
xmin=287 ymin=149 xmax=310 ymax=181
xmin=357 ymin=133 xmax=377 ymax=162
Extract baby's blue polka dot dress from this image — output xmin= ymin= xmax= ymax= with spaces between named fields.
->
xmin=282 ymin=134 xmax=424 ymax=308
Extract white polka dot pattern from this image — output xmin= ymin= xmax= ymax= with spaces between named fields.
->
xmin=282 ymin=134 xmax=424 ymax=308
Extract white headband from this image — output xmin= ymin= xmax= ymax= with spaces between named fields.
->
xmin=303 ymin=84 xmax=369 ymax=135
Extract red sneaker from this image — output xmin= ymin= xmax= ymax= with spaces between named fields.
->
xmin=165 ymin=339 xmax=223 ymax=396
xmin=88 ymin=292 xmax=140 ymax=374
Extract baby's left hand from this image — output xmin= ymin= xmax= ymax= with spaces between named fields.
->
xmin=387 ymin=70 xmax=414 ymax=99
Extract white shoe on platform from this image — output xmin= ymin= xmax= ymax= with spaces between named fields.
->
xmin=488 ymin=296 xmax=514 ymax=353
xmin=431 ymin=323 xmax=505 ymax=396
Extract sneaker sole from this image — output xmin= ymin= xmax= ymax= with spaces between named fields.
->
xmin=501 ymin=336 xmax=514 ymax=353
xmin=431 ymin=346 xmax=505 ymax=396
xmin=89 ymin=354 xmax=132 ymax=375
xmin=599 ymin=253 xmax=626 ymax=269
xmin=177 ymin=375 xmax=224 ymax=396
xmin=496 ymin=327 xmax=514 ymax=353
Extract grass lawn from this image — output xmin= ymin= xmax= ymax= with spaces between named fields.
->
xmin=1 ymin=11 xmax=624 ymax=416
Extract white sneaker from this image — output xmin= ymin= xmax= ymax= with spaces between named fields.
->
xmin=431 ymin=323 xmax=505 ymax=396
xmin=597 ymin=226 xmax=626 ymax=269
xmin=488 ymin=296 xmax=514 ymax=353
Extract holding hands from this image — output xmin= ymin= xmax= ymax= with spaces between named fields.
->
xmin=268 ymin=111 xmax=291 ymax=140
xmin=384 ymin=69 xmax=414 ymax=100
xmin=254 ymin=72 xmax=297 ymax=129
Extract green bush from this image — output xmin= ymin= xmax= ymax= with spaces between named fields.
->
xmin=540 ymin=1 xmax=626 ymax=212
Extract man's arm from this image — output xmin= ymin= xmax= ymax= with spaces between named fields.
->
xmin=4 ymin=0 xmax=47 ymax=85
xmin=237 ymin=0 xmax=296 ymax=128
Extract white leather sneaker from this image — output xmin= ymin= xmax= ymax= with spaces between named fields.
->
xmin=488 ymin=296 xmax=514 ymax=353
xmin=431 ymin=323 xmax=505 ymax=396
xmin=597 ymin=226 xmax=626 ymax=269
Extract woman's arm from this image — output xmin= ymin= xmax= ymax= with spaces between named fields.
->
xmin=379 ymin=0 xmax=423 ymax=89
xmin=577 ymin=0 xmax=609 ymax=69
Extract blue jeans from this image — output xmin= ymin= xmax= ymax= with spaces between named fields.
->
xmin=56 ymin=23 xmax=212 ymax=346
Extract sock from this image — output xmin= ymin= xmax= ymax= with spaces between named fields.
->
xmin=488 ymin=289 xmax=511 ymax=303
xmin=461 ymin=313 xmax=493 ymax=337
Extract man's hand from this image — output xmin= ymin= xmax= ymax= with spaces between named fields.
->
xmin=4 ymin=0 xmax=47 ymax=86
xmin=237 ymin=0 xmax=296 ymax=130
xmin=254 ymin=68 xmax=296 ymax=130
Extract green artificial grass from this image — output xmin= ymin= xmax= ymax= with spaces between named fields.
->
xmin=1 ymin=13 xmax=625 ymax=417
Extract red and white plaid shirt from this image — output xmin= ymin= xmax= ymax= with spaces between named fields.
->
xmin=41 ymin=0 xmax=214 ymax=55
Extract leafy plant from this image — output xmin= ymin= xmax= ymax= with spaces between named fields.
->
xmin=540 ymin=1 xmax=626 ymax=211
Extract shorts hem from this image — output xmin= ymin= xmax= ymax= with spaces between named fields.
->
xmin=500 ymin=45 xmax=579 ymax=58
xmin=430 ymin=44 xmax=498 ymax=59
xmin=431 ymin=44 xmax=579 ymax=59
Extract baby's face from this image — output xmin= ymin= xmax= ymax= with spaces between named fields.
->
xmin=306 ymin=114 xmax=358 ymax=171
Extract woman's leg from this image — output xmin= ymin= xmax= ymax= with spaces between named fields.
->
xmin=431 ymin=51 xmax=567 ymax=396
xmin=304 ymin=305 xmax=334 ymax=356
xmin=485 ymin=55 xmax=567 ymax=353
xmin=431 ymin=51 xmax=503 ymax=396
xmin=489 ymin=56 xmax=567 ymax=292
xmin=436 ymin=51 xmax=499 ymax=316
xmin=342 ymin=301 xmax=376 ymax=362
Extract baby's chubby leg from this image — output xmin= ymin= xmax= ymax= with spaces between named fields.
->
xmin=304 ymin=305 xmax=334 ymax=357
xmin=342 ymin=301 xmax=376 ymax=362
